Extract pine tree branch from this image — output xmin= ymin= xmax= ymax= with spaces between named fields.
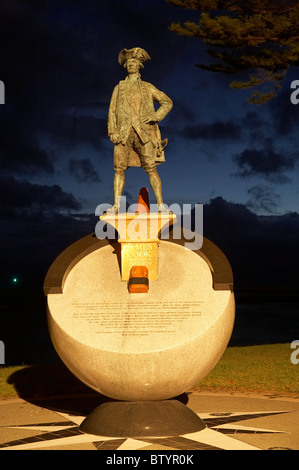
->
xmin=167 ymin=0 xmax=299 ymax=103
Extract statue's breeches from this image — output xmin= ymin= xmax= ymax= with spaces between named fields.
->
xmin=113 ymin=129 xmax=156 ymax=173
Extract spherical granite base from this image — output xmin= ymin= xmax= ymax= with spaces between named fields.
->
xmin=45 ymin=234 xmax=235 ymax=402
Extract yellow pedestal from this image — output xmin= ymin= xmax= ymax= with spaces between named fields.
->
xmin=100 ymin=211 xmax=177 ymax=281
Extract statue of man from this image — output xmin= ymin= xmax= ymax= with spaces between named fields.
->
xmin=108 ymin=47 xmax=173 ymax=212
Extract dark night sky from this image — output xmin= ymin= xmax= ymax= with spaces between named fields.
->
xmin=0 ymin=0 xmax=299 ymax=301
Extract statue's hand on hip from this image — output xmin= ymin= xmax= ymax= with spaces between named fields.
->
xmin=110 ymin=132 xmax=121 ymax=144
xmin=141 ymin=113 xmax=157 ymax=124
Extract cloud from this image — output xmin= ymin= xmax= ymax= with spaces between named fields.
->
xmin=1 ymin=192 xmax=298 ymax=307
xmin=69 ymin=157 xmax=101 ymax=183
xmin=169 ymin=100 xmax=196 ymax=128
xmin=246 ymin=184 xmax=280 ymax=214
xmin=242 ymin=111 xmax=265 ymax=131
xmin=0 ymin=175 xmax=81 ymax=218
xmin=0 ymin=110 xmax=54 ymax=176
xmin=43 ymin=112 xmax=108 ymax=151
xmin=199 ymin=196 xmax=299 ymax=292
xmin=183 ymin=119 xmax=241 ymax=141
xmin=233 ymin=139 xmax=296 ymax=183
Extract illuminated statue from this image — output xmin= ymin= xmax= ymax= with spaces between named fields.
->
xmin=108 ymin=47 xmax=173 ymax=212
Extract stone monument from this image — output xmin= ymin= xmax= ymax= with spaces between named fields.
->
xmin=107 ymin=47 xmax=172 ymax=213
xmin=44 ymin=48 xmax=235 ymax=438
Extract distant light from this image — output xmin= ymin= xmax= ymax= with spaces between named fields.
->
xmin=12 ymin=277 xmax=18 ymax=284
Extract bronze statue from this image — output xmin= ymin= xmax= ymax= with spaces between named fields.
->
xmin=108 ymin=47 xmax=173 ymax=212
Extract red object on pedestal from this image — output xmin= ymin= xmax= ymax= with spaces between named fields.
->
xmin=128 ymin=265 xmax=149 ymax=293
xmin=135 ymin=187 xmax=150 ymax=213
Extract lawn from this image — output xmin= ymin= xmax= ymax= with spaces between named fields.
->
xmin=0 ymin=365 xmax=26 ymax=398
xmin=0 ymin=343 xmax=298 ymax=398
xmin=198 ymin=343 xmax=299 ymax=394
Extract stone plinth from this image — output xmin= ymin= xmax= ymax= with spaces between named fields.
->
xmin=44 ymin=229 xmax=235 ymax=403
xmin=100 ymin=211 xmax=177 ymax=281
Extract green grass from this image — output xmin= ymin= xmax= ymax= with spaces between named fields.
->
xmin=0 ymin=344 xmax=298 ymax=399
xmin=198 ymin=343 xmax=299 ymax=395
xmin=0 ymin=365 xmax=28 ymax=398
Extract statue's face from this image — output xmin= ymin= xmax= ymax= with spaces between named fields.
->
xmin=126 ymin=58 xmax=141 ymax=74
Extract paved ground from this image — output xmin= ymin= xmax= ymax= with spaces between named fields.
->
xmin=0 ymin=390 xmax=298 ymax=451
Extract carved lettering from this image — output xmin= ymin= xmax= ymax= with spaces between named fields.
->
xmin=72 ymin=301 xmax=203 ymax=336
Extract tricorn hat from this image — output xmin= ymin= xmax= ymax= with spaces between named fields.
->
xmin=118 ymin=47 xmax=151 ymax=66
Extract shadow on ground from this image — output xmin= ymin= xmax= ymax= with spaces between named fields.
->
xmin=7 ymin=361 xmax=188 ymax=414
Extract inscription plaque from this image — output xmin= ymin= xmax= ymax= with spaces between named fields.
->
xmin=121 ymin=242 xmax=158 ymax=281
xmin=72 ymin=300 xmax=203 ymax=336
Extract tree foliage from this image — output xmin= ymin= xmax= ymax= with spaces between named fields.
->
xmin=167 ymin=0 xmax=299 ymax=103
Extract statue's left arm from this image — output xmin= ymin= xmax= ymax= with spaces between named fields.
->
xmin=142 ymin=84 xmax=173 ymax=124
xmin=152 ymin=85 xmax=173 ymax=122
